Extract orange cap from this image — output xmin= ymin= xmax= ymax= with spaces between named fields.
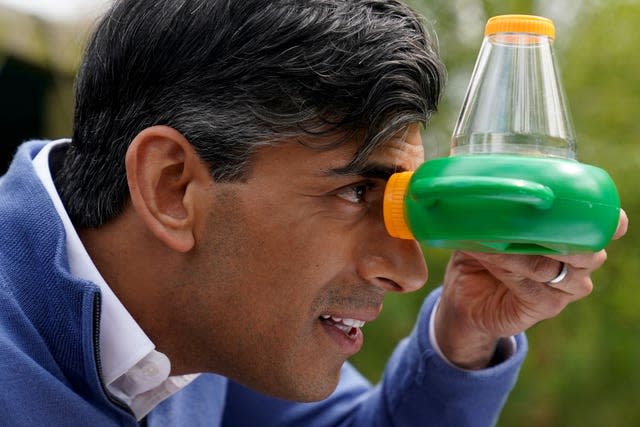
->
xmin=485 ymin=14 xmax=555 ymax=40
xmin=383 ymin=171 xmax=415 ymax=240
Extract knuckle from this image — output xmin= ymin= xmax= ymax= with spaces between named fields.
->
xmin=578 ymin=278 xmax=594 ymax=297
xmin=546 ymin=296 xmax=569 ymax=318
xmin=595 ymin=250 xmax=608 ymax=267
xmin=531 ymin=256 xmax=559 ymax=282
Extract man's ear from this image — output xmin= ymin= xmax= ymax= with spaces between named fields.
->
xmin=125 ymin=125 xmax=208 ymax=253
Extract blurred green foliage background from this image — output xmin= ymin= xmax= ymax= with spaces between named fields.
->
xmin=0 ymin=1 xmax=638 ymax=426
xmin=352 ymin=1 xmax=640 ymax=426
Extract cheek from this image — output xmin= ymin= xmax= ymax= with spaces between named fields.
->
xmin=188 ymin=190 xmax=363 ymax=398
xmin=200 ymin=186 xmax=359 ymax=333
xmin=245 ymin=226 xmax=334 ymax=300
xmin=243 ymin=204 xmax=348 ymax=276
xmin=204 ymin=208 xmax=329 ymax=315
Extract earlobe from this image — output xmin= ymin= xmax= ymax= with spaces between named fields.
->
xmin=125 ymin=125 xmax=205 ymax=253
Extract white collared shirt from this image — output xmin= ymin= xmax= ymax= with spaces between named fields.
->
xmin=33 ymin=139 xmax=199 ymax=420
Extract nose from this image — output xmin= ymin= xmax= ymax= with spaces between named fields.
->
xmin=356 ymin=221 xmax=428 ymax=294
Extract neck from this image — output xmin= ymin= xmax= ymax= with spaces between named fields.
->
xmin=78 ymin=208 xmax=183 ymax=370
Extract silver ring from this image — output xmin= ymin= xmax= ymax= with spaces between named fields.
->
xmin=547 ymin=262 xmax=569 ymax=285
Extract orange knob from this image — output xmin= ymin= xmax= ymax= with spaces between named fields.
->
xmin=383 ymin=171 xmax=415 ymax=240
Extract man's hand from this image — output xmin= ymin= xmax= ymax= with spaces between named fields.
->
xmin=434 ymin=209 xmax=629 ymax=370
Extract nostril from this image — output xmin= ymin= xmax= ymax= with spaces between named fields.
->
xmin=376 ymin=277 xmax=402 ymax=292
xmin=356 ymin=247 xmax=427 ymax=294
xmin=392 ymin=271 xmax=427 ymax=294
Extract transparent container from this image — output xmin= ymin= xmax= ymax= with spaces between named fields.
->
xmin=451 ymin=15 xmax=576 ymax=159
xmin=383 ymin=15 xmax=620 ymax=254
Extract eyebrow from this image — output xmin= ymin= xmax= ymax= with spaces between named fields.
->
xmin=324 ymin=163 xmax=403 ymax=180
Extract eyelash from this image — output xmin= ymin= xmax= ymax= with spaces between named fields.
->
xmin=336 ymin=181 xmax=378 ymax=204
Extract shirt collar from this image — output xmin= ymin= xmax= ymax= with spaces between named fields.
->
xmin=33 ymin=139 xmax=156 ymax=383
xmin=31 ymin=140 xmax=198 ymax=420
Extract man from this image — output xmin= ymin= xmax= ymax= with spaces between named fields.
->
xmin=0 ymin=0 xmax=627 ymax=426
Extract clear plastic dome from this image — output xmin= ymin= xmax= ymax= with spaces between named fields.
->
xmin=451 ymin=15 xmax=576 ymax=159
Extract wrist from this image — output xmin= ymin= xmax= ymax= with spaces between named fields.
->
xmin=433 ymin=298 xmax=500 ymax=370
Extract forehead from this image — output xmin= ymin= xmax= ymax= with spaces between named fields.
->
xmin=247 ymin=124 xmax=424 ymax=180
xmin=364 ymin=124 xmax=424 ymax=172
xmin=325 ymin=124 xmax=424 ymax=177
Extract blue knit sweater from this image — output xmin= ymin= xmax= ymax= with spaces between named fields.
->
xmin=0 ymin=141 xmax=526 ymax=426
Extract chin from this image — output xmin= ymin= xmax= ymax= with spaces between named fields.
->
xmin=254 ymin=368 xmax=342 ymax=403
xmin=289 ymin=382 xmax=338 ymax=403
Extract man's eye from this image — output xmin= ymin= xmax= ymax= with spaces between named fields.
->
xmin=336 ymin=183 xmax=375 ymax=204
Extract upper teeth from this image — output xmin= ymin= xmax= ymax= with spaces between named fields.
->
xmin=320 ymin=315 xmax=365 ymax=328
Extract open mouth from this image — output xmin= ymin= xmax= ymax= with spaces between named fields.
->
xmin=319 ymin=314 xmax=366 ymax=339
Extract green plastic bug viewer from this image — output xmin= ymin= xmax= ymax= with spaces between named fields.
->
xmin=383 ymin=15 xmax=620 ymax=254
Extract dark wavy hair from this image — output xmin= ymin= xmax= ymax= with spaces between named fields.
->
xmin=55 ymin=0 xmax=446 ymax=227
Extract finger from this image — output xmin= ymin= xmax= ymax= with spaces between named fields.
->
xmin=613 ymin=208 xmax=628 ymax=240
xmin=461 ymin=252 xmax=571 ymax=284
xmin=461 ymin=252 xmax=595 ymax=298
xmin=545 ymin=249 xmax=608 ymax=271
xmin=544 ymin=267 xmax=594 ymax=300
xmin=545 ymin=262 xmax=569 ymax=285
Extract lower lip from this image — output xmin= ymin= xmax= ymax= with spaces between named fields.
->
xmin=320 ymin=321 xmax=364 ymax=356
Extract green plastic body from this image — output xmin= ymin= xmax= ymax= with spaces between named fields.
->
xmin=405 ymin=155 xmax=621 ymax=254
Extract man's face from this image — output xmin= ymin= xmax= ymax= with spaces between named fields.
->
xmin=179 ymin=125 xmax=428 ymax=401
